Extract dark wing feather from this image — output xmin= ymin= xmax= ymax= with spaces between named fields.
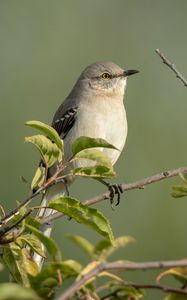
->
xmin=52 ymin=106 xmax=78 ymax=139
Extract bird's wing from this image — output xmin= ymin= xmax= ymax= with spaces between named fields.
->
xmin=52 ymin=106 xmax=78 ymax=139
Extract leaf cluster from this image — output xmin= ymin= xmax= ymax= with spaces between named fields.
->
xmin=0 ymin=120 xmax=187 ymax=300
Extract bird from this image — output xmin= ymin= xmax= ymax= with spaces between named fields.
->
xmin=34 ymin=61 xmax=139 ymax=266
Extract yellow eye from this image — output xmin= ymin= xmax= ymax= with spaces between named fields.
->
xmin=101 ymin=72 xmax=111 ymax=79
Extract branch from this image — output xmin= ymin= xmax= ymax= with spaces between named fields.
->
xmin=0 ymin=230 xmax=22 ymax=244
xmin=155 ymin=49 xmax=187 ymax=86
xmin=57 ymin=259 xmax=187 ymax=300
xmin=0 ymin=210 xmax=31 ymax=237
xmin=0 ymin=155 xmax=72 ymax=225
xmin=2 ymin=165 xmax=187 ymax=227
xmin=40 ymin=165 xmax=187 ymax=225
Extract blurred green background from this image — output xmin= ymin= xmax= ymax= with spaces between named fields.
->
xmin=1 ymin=0 xmax=187 ymax=298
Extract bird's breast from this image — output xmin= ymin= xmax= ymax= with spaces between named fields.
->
xmin=64 ymin=96 xmax=128 ymax=166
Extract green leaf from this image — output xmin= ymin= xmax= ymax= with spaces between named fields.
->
xmin=29 ymin=260 xmax=82 ymax=299
xmin=2 ymin=243 xmax=39 ymax=286
xmin=25 ymin=224 xmax=62 ymax=261
xmin=74 ymin=148 xmax=113 ymax=168
xmin=25 ymin=217 xmax=41 ymax=229
xmin=172 ymin=192 xmax=187 ymax=198
xmin=179 ymin=172 xmax=187 ymax=184
xmin=74 ymin=165 xmax=116 ymax=178
xmin=113 ymin=287 xmax=143 ymax=300
xmin=171 ymin=184 xmax=187 ymax=198
xmin=19 ymin=248 xmax=40 ymax=277
xmin=172 ymin=185 xmax=187 ymax=192
xmin=31 ymin=166 xmax=46 ymax=191
xmin=157 ymin=267 xmax=187 ymax=285
xmin=25 ymin=135 xmax=60 ymax=168
xmin=108 ymin=282 xmax=144 ymax=299
xmin=18 ymin=234 xmax=46 ymax=258
xmin=26 ymin=120 xmax=63 ymax=150
xmin=94 ymin=236 xmax=135 ymax=260
xmin=164 ymin=294 xmax=187 ymax=300
xmin=0 ymin=263 xmax=3 ymax=272
xmin=67 ymin=234 xmax=94 ymax=259
xmin=0 ymin=283 xmax=42 ymax=300
xmin=58 ymin=259 xmax=82 ymax=276
xmin=49 ymin=197 xmax=114 ymax=243
xmin=0 ymin=205 xmax=5 ymax=219
xmin=72 ymin=136 xmax=118 ymax=156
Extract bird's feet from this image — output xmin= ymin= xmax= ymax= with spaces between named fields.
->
xmin=99 ymin=180 xmax=123 ymax=208
xmin=107 ymin=183 xmax=123 ymax=208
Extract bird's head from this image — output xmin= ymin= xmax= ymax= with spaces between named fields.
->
xmin=78 ymin=61 xmax=139 ymax=96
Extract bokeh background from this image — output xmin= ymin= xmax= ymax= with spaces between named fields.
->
xmin=1 ymin=1 xmax=187 ymax=298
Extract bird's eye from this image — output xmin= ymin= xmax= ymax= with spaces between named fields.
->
xmin=101 ymin=72 xmax=111 ymax=79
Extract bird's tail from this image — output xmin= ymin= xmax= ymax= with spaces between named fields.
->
xmin=32 ymin=182 xmax=66 ymax=267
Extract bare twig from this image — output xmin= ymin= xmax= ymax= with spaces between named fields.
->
xmin=40 ymin=166 xmax=187 ymax=225
xmin=0 ymin=210 xmax=31 ymax=237
xmin=155 ymin=49 xmax=187 ymax=86
xmin=57 ymin=259 xmax=187 ymax=300
xmin=2 ymin=165 xmax=187 ymax=228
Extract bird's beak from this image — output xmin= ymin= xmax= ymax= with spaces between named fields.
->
xmin=123 ymin=69 xmax=139 ymax=77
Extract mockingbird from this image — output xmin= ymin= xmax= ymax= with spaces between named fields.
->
xmin=34 ymin=61 xmax=139 ymax=266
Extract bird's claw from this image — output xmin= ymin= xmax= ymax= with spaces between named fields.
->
xmin=107 ymin=183 xmax=123 ymax=207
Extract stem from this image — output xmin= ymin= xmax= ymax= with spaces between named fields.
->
xmin=40 ymin=165 xmax=187 ymax=224
xmin=57 ymin=259 xmax=187 ymax=300
xmin=155 ymin=49 xmax=187 ymax=86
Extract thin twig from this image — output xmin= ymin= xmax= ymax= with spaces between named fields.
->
xmin=2 ymin=165 xmax=187 ymax=227
xmin=0 ymin=191 xmax=40 ymax=225
xmin=57 ymin=259 xmax=187 ymax=300
xmin=0 ymin=167 xmax=69 ymax=225
xmin=0 ymin=230 xmax=22 ymax=244
xmin=40 ymin=165 xmax=187 ymax=225
xmin=155 ymin=49 xmax=187 ymax=86
xmin=128 ymin=282 xmax=187 ymax=296
xmin=0 ymin=210 xmax=31 ymax=237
